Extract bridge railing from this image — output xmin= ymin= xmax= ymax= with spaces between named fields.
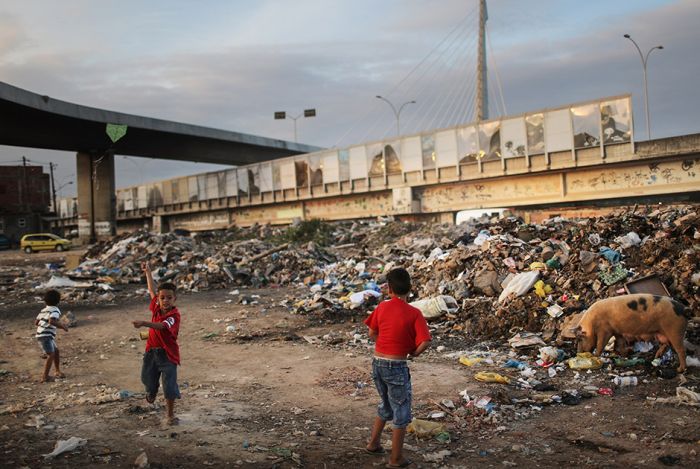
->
xmin=58 ymin=95 xmax=637 ymax=220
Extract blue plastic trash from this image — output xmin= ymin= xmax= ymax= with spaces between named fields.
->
xmin=599 ymin=247 xmax=621 ymax=264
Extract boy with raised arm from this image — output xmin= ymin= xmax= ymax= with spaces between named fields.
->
xmin=133 ymin=261 xmax=182 ymax=425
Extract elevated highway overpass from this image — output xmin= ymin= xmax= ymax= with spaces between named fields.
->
xmin=0 ymin=81 xmax=320 ymax=240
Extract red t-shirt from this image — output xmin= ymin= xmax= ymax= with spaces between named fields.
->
xmin=145 ymin=297 xmax=181 ymax=365
xmin=364 ymin=297 xmax=431 ymax=356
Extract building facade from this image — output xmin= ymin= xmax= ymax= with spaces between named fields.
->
xmin=0 ymin=165 xmax=51 ymax=244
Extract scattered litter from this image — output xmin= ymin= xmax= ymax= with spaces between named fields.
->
xmin=43 ymin=436 xmax=87 ymax=459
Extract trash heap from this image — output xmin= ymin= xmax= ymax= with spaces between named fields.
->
xmin=4 ymin=205 xmax=699 ymax=344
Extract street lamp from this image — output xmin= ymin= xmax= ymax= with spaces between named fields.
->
xmin=274 ymin=109 xmax=316 ymax=143
xmin=56 ymin=181 xmax=73 ymax=196
xmin=376 ymin=95 xmax=416 ymax=136
xmin=623 ymin=34 xmax=664 ymax=140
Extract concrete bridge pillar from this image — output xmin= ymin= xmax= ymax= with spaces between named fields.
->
xmin=438 ymin=212 xmax=455 ymax=225
xmin=76 ymin=151 xmax=116 ymax=242
xmin=152 ymin=215 xmax=168 ymax=234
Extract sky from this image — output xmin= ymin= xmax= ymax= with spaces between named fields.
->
xmin=1 ymin=0 xmax=698 ymax=197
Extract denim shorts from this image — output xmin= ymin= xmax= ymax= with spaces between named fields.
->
xmin=37 ymin=336 xmax=57 ymax=354
xmin=372 ymin=358 xmax=412 ymax=428
xmin=141 ymin=348 xmax=180 ymax=400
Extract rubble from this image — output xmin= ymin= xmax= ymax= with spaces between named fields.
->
xmin=2 ymin=205 xmax=698 ymax=348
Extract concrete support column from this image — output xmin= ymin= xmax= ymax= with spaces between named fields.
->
xmin=438 ymin=212 xmax=455 ymax=225
xmin=152 ymin=215 xmax=168 ymax=234
xmin=76 ymin=152 xmax=116 ymax=242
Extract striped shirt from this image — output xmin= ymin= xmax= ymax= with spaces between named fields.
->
xmin=36 ymin=306 xmax=61 ymax=338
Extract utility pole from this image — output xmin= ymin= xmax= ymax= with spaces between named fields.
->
xmin=49 ymin=162 xmax=57 ymax=214
xmin=89 ymin=154 xmax=96 ymax=243
xmin=21 ymin=156 xmax=28 ymax=213
xmin=475 ymin=0 xmax=488 ymax=122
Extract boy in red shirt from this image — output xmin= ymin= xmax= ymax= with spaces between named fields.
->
xmin=364 ymin=268 xmax=431 ymax=468
xmin=133 ymin=262 xmax=181 ymax=425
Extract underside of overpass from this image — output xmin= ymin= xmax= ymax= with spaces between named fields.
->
xmin=0 ymin=81 xmax=320 ymax=240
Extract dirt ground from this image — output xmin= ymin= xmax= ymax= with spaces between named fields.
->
xmin=1 ymin=250 xmax=699 ymax=468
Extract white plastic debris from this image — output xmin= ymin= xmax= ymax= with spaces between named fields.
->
xmin=633 ymin=341 xmax=655 ymax=353
xmin=498 ymin=271 xmax=540 ymax=303
xmin=423 ymin=449 xmax=452 ymax=463
xmin=686 ymin=356 xmax=700 ymax=367
xmin=43 ymin=436 xmax=87 ymax=459
xmin=134 ymin=451 xmax=149 ymax=468
xmin=473 ymin=230 xmax=491 ymax=246
xmin=546 ymin=304 xmax=564 ymax=318
xmin=410 ymin=295 xmax=458 ymax=319
xmin=614 ymin=231 xmax=642 ymax=249
xmin=349 ymin=289 xmax=381 ymax=306
xmin=39 ymin=276 xmax=93 ymax=289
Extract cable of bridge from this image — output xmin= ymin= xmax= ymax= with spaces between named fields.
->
xmin=408 ymin=25 xmax=479 ymax=133
xmin=332 ymin=3 xmax=479 ymax=147
xmin=486 ymin=25 xmax=507 ymax=118
xmin=363 ymin=7 xmax=478 ymax=142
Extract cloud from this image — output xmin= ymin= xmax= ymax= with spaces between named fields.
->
xmin=0 ymin=12 xmax=29 ymax=60
xmin=1 ymin=0 xmax=698 ymax=193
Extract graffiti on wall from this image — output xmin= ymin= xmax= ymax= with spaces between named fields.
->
xmin=569 ymin=159 xmax=699 ymax=194
xmin=420 ymin=174 xmax=561 ymax=212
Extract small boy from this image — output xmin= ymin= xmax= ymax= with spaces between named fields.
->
xmin=364 ymin=268 xmax=431 ymax=468
xmin=132 ymin=261 xmax=181 ymax=425
xmin=35 ymin=289 xmax=69 ymax=383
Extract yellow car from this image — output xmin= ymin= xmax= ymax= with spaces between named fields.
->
xmin=20 ymin=233 xmax=72 ymax=253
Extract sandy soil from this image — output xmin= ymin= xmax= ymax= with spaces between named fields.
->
xmin=1 ymin=253 xmax=699 ymax=468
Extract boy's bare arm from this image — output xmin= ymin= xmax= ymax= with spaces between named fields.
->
xmin=409 ymin=340 xmax=431 ymax=358
xmin=49 ymin=317 xmax=69 ymax=332
xmin=141 ymin=261 xmax=156 ymax=299
xmin=132 ymin=320 xmax=166 ymax=330
xmin=367 ymin=327 xmax=378 ymax=341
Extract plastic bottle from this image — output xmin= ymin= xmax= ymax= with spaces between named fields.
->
xmin=613 ymin=376 xmax=638 ymax=386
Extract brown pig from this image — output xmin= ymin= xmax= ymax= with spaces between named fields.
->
xmin=574 ymin=294 xmax=690 ymax=372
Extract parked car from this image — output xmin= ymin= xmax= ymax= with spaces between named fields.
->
xmin=0 ymin=234 xmax=12 ymax=250
xmin=20 ymin=233 xmax=71 ymax=253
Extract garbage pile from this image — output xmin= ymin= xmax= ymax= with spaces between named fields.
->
xmin=3 ymin=206 xmax=699 ymax=345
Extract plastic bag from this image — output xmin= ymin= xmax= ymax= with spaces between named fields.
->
xmin=567 ymin=352 xmax=603 ymax=370
xmin=599 ymin=247 xmax=621 ymax=264
xmin=43 ymin=437 xmax=87 ymax=459
xmin=473 ymin=230 xmax=491 ymax=246
xmin=459 ymin=356 xmax=483 ymax=367
xmin=349 ymin=289 xmax=381 ymax=306
xmin=498 ymin=270 xmax=540 ymax=303
xmin=407 ymin=418 xmax=446 ymax=438
xmin=614 ymin=231 xmax=641 ymax=249
xmin=410 ymin=295 xmax=458 ymax=319
xmin=539 ymin=346 xmax=563 ymax=364
xmin=474 ymin=372 xmax=510 ymax=384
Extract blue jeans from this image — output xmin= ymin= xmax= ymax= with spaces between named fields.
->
xmin=141 ymin=348 xmax=180 ymax=400
xmin=372 ymin=358 xmax=412 ymax=428
xmin=37 ymin=336 xmax=57 ymax=354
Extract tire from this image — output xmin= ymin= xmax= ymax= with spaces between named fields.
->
xmin=56 ymin=244 xmax=64 ymax=252
xmin=24 ymin=246 xmax=32 ymax=254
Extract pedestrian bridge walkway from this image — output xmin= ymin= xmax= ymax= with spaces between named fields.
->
xmin=55 ymin=95 xmax=700 ymax=232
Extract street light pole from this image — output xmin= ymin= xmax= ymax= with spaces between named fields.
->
xmin=274 ymin=109 xmax=316 ymax=143
xmin=376 ymin=95 xmax=416 ymax=136
xmin=624 ymin=34 xmax=663 ymax=140
xmin=289 ymin=114 xmax=302 ymax=143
